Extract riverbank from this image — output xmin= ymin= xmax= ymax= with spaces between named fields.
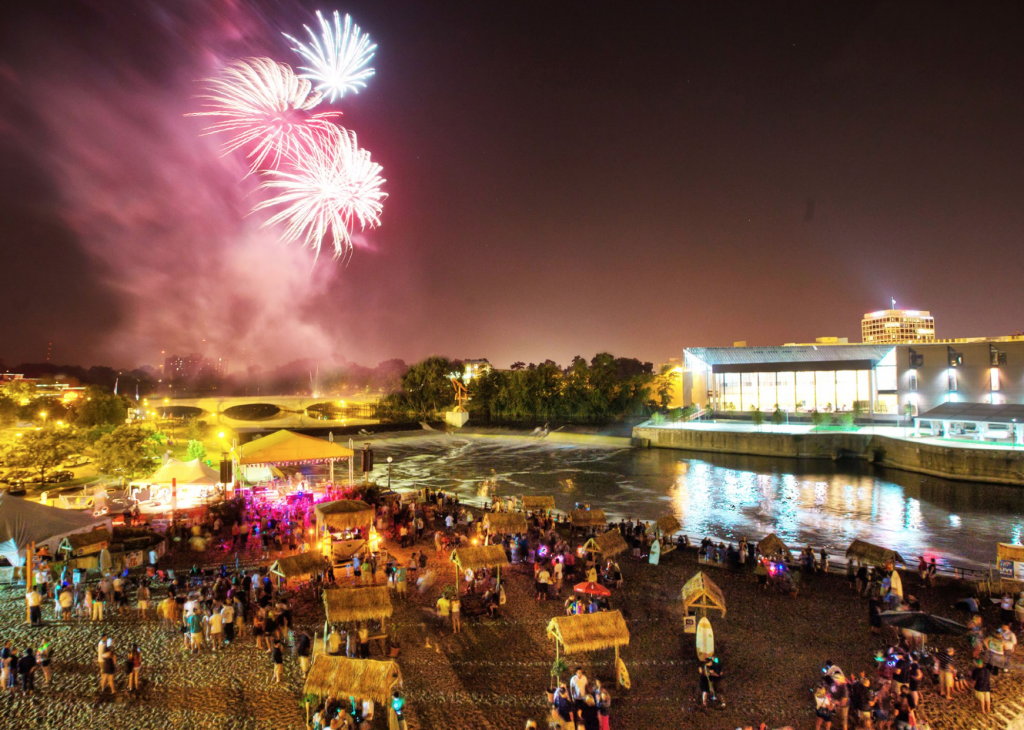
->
xmin=634 ymin=423 xmax=1024 ymax=486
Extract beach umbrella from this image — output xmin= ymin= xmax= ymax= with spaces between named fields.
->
xmin=878 ymin=611 xmax=968 ymax=636
xmin=574 ymin=581 xmax=611 ymax=597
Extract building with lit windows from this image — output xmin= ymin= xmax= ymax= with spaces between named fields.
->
xmin=861 ymin=309 xmax=935 ymax=343
xmin=682 ymin=337 xmax=1024 ymax=419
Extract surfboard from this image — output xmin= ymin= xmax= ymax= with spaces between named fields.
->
xmin=616 ymin=657 xmax=632 ymax=690
xmin=696 ymin=616 xmax=714 ymax=659
xmin=890 ymin=569 xmax=903 ymax=599
xmin=649 ymin=539 xmax=661 ymax=565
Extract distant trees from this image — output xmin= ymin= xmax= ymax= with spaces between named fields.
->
xmin=186 ymin=439 xmax=207 ymax=461
xmin=94 ymin=425 xmax=156 ymax=481
xmin=378 ymin=353 xmax=657 ymax=424
xmin=4 ymin=426 xmax=82 ymax=484
xmin=71 ymin=385 xmax=130 ymax=427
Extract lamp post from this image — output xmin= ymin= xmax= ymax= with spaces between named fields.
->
xmin=386 ymin=456 xmax=393 ymax=490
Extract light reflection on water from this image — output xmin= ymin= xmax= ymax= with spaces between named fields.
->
xmin=372 ymin=436 xmax=1024 ymax=569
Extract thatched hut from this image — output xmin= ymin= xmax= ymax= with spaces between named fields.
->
xmin=758 ymin=533 xmax=792 ymax=560
xmin=546 ymin=610 xmax=630 ymax=687
xmin=846 ymin=539 xmax=906 ymax=568
xmin=269 ymin=552 xmax=326 ymax=586
xmin=303 ymin=655 xmax=402 ymax=706
xmin=569 ymin=508 xmax=607 ymax=530
xmin=521 ymin=495 xmax=556 ymax=513
xmin=315 ymin=500 xmax=375 ymax=533
xmin=680 ymin=571 xmax=727 ymax=616
xmin=649 ymin=514 xmax=682 ymax=537
xmin=583 ymin=529 xmax=629 ymax=559
xmin=58 ymin=528 xmax=111 ymax=558
xmin=324 ymin=586 xmax=393 ymax=625
xmin=450 ymin=545 xmax=509 ymax=591
xmin=482 ymin=512 xmax=527 ymax=535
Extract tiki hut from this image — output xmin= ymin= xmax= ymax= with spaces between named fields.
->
xmin=583 ymin=529 xmax=629 ymax=559
xmin=521 ymin=495 xmax=556 ymax=512
xmin=649 ymin=514 xmax=682 ymax=537
xmin=569 ymin=509 xmax=607 ymax=530
xmin=303 ymin=655 xmax=402 ymax=704
xmin=324 ymin=586 xmax=393 ymax=625
xmin=450 ymin=545 xmax=509 ymax=591
xmin=482 ymin=512 xmax=528 ymax=535
xmin=58 ymin=528 xmax=111 ymax=557
xmin=546 ymin=610 xmax=630 ymax=687
xmin=315 ymin=500 xmax=375 ymax=533
xmin=269 ymin=552 xmax=326 ymax=586
xmin=680 ymin=571 xmax=727 ymax=616
xmin=845 ymin=539 xmax=906 ymax=568
xmin=758 ymin=533 xmax=792 ymax=560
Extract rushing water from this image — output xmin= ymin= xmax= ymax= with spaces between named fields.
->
xmin=368 ymin=434 xmax=1024 ymax=570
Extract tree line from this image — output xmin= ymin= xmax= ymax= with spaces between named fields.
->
xmin=376 ymin=354 xmax=670 ymax=423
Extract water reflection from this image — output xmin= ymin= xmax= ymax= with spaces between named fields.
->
xmin=372 ymin=435 xmax=1024 ymax=569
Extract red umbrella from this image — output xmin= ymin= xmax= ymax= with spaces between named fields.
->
xmin=574 ymin=581 xmax=611 ymax=597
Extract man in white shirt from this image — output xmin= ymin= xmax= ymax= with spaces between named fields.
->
xmin=58 ymin=586 xmax=73 ymax=621
xmin=570 ymin=668 xmax=589 ymax=709
xmin=26 ymin=587 xmax=43 ymax=625
xmin=206 ymin=608 xmax=224 ymax=652
xmin=221 ymin=602 xmax=235 ymax=644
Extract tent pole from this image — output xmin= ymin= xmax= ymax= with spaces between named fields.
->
xmin=614 ymin=644 xmax=620 ymax=688
xmin=26 ymin=541 xmax=34 ymax=625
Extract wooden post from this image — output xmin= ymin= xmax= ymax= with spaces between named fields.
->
xmin=25 ymin=542 xmax=34 ymax=625
xmin=614 ymin=644 xmax=620 ymax=688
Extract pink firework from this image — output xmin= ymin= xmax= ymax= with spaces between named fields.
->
xmin=188 ymin=57 xmax=340 ymax=174
xmin=254 ymin=126 xmax=386 ymax=259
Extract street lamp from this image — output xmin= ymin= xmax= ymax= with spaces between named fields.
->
xmin=386 ymin=456 xmax=393 ymax=490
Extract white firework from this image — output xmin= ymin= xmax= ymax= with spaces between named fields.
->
xmin=255 ymin=127 xmax=386 ymax=259
xmin=284 ymin=11 xmax=377 ymax=103
xmin=188 ymin=57 xmax=340 ymax=174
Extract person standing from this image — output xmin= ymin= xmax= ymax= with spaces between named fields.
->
xmin=207 ymin=605 xmax=224 ymax=652
xmin=0 ymin=641 xmax=11 ymax=693
xmin=99 ymin=642 xmax=116 ymax=695
xmin=26 ymin=586 xmax=43 ymax=626
xmin=593 ymin=680 xmax=611 ymax=730
xmin=358 ymin=623 xmax=370 ymax=659
xmin=126 ymin=644 xmax=142 ymax=693
xmin=18 ymin=648 xmax=36 ymax=696
xmin=37 ymin=641 xmax=53 ymax=686
xmin=137 ymin=582 xmax=151 ymax=617
xmin=450 ymin=595 xmax=461 ymax=634
xmin=221 ymin=600 xmax=235 ymax=645
xmin=570 ymin=667 xmax=589 ymax=713
xmin=296 ymin=630 xmax=312 ymax=674
xmin=188 ymin=608 xmax=204 ymax=653
xmin=972 ymin=659 xmax=992 ymax=715
xmin=271 ymin=638 xmax=284 ymax=683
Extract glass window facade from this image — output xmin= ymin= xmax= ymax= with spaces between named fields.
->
xmin=714 ymin=368 xmax=876 ymax=413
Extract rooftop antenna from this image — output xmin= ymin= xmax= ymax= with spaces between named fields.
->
xmin=891 ymin=296 xmax=896 ymax=310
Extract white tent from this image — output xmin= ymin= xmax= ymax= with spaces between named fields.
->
xmin=143 ymin=458 xmax=220 ymax=486
xmin=0 ymin=493 xmax=112 ymax=566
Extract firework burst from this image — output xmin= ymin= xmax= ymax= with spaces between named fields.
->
xmin=284 ymin=11 xmax=377 ymax=103
xmin=188 ymin=57 xmax=340 ymax=173
xmin=254 ymin=127 xmax=386 ymax=259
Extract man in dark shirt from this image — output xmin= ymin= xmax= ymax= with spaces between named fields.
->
xmin=972 ymin=660 xmax=992 ymax=714
xmin=17 ymin=648 xmax=35 ymax=696
xmin=296 ymin=630 xmax=312 ymax=675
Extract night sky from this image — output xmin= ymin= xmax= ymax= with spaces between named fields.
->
xmin=1 ymin=1 xmax=1022 ymax=371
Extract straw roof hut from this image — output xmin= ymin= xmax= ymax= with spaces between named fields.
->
xmin=547 ymin=610 xmax=630 ymax=654
xmin=482 ymin=512 xmax=528 ymax=535
xmin=59 ymin=528 xmax=111 ymax=557
xmin=649 ymin=514 xmax=682 ymax=536
xmin=845 ymin=539 xmax=906 ymax=567
xmin=323 ymin=586 xmax=393 ymax=625
xmin=303 ymin=655 xmax=402 ymax=703
xmin=450 ymin=545 xmax=509 ymax=573
xmin=758 ymin=533 xmax=792 ymax=560
xmin=583 ymin=529 xmax=629 ymax=559
xmin=680 ymin=571 xmax=727 ymax=616
xmin=569 ymin=509 xmax=607 ymax=529
xmin=521 ymin=495 xmax=556 ymax=512
xmin=315 ymin=500 xmax=375 ymax=532
xmin=269 ymin=552 xmax=326 ymax=582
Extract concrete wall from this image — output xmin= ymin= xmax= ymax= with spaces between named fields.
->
xmin=634 ymin=426 xmax=1024 ymax=486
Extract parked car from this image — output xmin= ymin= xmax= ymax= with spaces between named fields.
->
xmin=50 ymin=470 xmax=75 ymax=483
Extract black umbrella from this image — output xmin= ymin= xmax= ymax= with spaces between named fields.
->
xmin=878 ymin=611 xmax=969 ymax=636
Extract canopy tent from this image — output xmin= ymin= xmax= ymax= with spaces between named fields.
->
xmin=521 ymin=495 xmax=556 ymax=512
xmin=758 ymin=533 xmax=792 ymax=560
xmin=324 ymin=586 xmax=393 ymax=625
xmin=680 ymin=571 xmax=727 ymax=616
xmin=648 ymin=514 xmax=682 ymax=537
xmin=583 ymin=529 xmax=629 ymax=559
xmin=143 ymin=458 xmax=219 ymax=485
xmin=546 ymin=610 xmax=630 ymax=687
xmin=303 ymin=655 xmax=403 ymax=704
xmin=569 ymin=509 xmax=607 ymax=529
xmin=241 ymin=463 xmax=286 ymax=484
xmin=239 ymin=430 xmax=354 ymax=466
xmin=59 ymin=528 xmax=111 ymax=557
xmin=269 ymin=552 xmax=325 ymax=584
xmin=315 ymin=500 xmax=375 ymax=533
xmin=482 ymin=512 xmax=527 ymax=535
xmin=0 ymin=493 xmax=112 ymax=566
xmin=846 ymin=539 xmax=906 ymax=568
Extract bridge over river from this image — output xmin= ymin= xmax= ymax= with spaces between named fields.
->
xmin=157 ymin=394 xmax=380 ymax=432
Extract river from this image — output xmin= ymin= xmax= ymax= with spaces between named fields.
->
xmin=368 ymin=434 xmax=1024 ymax=570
